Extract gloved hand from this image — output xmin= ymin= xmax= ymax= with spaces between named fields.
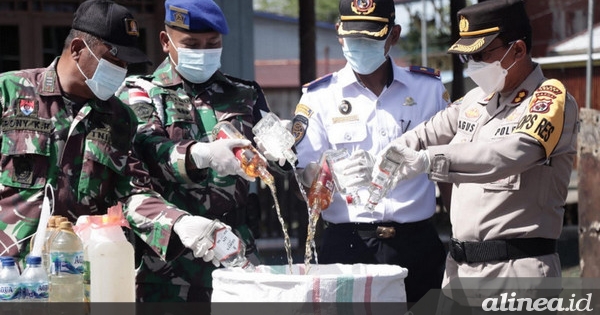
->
xmin=173 ymin=215 xmax=230 ymax=267
xmin=296 ymin=162 xmax=320 ymax=188
xmin=341 ymin=149 xmax=374 ymax=188
xmin=253 ymin=136 xmax=286 ymax=167
xmin=378 ymin=144 xmax=430 ymax=181
xmin=189 ymin=139 xmax=254 ymax=181
xmin=253 ymin=119 xmax=294 ymax=167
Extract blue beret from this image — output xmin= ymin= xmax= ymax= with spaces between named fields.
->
xmin=164 ymin=0 xmax=229 ymax=34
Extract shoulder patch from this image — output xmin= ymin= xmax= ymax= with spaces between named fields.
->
xmin=291 ymin=114 xmax=309 ymax=145
xmin=302 ymin=73 xmax=333 ymax=91
xmin=513 ymin=79 xmax=566 ymax=157
xmin=409 ymin=66 xmax=440 ymax=79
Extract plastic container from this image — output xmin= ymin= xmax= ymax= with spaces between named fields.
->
xmin=365 ymin=148 xmax=404 ymax=211
xmin=49 ymin=221 xmax=84 ymax=302
xmin=0 ymin=257 xmax=21 ymax=301
xmin=212 ymin=121 xmax=274 ymax=185
xmin=20 ymin=256 xmax=49 ymax=302
xmin=74 ymin=205 xmax=136 ymax=302
xmin=252 ymin=112 xmax=297 ymax=165
xmin=42 ymin=216 xmax=68 ymax=274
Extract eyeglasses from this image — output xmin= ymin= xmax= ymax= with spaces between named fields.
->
xmin=459 ymin=44 xmax=506 ymax=64
xmin=459 ymin=39 xmax=523 ymax=64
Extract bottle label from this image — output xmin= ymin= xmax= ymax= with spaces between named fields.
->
xmin=22 ymin=281 xmax=49 ymax=300
xmin=50 ymin=251 xmax=85 ymax=275
xmin=0 ymin=282 xmax=20 ymax=301
xmin=212 ymin=228 xmax=241 ymax=262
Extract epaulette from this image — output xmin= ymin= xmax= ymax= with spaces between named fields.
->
xmin=302 ymin=73 xmax=333 ymax=91
xmin=409 ymin=66 xmax=441 ymax=79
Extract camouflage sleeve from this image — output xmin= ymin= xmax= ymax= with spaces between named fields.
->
xmin=118 ymin=153 xmax=189 ymax=261
xmin=117 ymin=78 xmax=198 ymax=185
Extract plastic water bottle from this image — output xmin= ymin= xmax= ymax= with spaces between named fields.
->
xmin=0 ymin=257 xmax=21 ymax=301
xmin=212 ymin=121 xmax=274 ymax=185
xmin=252 ymin=112 xmax=297 ymax=165
xmin=365 ymin=148 xmax=404 ymax=211
xmin=205 ymin=220 xmax=255 ymax=271
xmin=49 ymin=221 xmax=84 ymax=302
xmin=20 ymin=256 xmax=49 ymax=302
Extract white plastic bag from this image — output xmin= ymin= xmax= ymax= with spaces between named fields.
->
xmin=212 ymin=263 xmax=407 ymax=302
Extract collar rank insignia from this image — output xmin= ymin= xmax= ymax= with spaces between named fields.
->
xmin=403 ymin=96 xmax=416 ymax=106
xmin=512 ymin=90 xmax=528 ymax=104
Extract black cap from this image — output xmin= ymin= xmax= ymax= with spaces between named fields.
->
xmin=337 ymin=0 xmax=395 ymax=41
xmin=447 ymin=0 xmax=531 ymax=55
xmin=72 ymin=0 xmax=150 ymax=64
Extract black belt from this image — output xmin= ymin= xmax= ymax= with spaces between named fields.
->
xmin=449 ymin=237 xmax=557 ymax=264
xmin=327 ymin=220 xmax=431 ymax=239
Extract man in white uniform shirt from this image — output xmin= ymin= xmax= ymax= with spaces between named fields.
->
xmin=292 ymin=0 xmax=451 ymax=304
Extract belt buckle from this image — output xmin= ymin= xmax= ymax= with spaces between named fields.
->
xmin=376 ymin=226 xmax=395 ymax=239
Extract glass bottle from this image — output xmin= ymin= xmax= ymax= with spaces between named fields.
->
xmin=307 ymin=150 xmax=337 ymax=212
xmin=206 ymin=220 xmax=255 ymax=271
xmin=252 ymin=112 xmax=297 ymax=165
xmin=327 ymin=148 xmax=365 ymax=205
xmin=365 ymin=148 xmax=403 ymax=212
xmin=212 ymin=121 xmax=274 ymax=185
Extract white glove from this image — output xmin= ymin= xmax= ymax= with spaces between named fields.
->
xmin=341 ymin=150 xmax=374 ymax=188
xmin=173 ymin=215 xmax=229 ymax=267
xmin=381 ymin=144 xmax=430 ymax=181
xmin=253 ymin=136 xmax=286 ymax=167
xmin=189 ymin=139 xmax=254 ymax=181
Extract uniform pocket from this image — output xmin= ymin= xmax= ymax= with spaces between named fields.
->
xmin=326 ymin=120 xmax=367 ymax=145
xmin=0 ymin=129 xmax=51 ymax=189
xmin=78 ymin=130 xmax=129 ymax=198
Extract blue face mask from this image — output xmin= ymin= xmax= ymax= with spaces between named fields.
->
xmin=168 ymin=35 xmax=222 ymax=84
xmin=342 ymin=36 xmax=388 ymax=75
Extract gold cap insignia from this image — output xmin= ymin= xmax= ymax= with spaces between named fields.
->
xmin=351 ymin=0 xmax=376 ymax=15
xmin=459 ymin=16 xmax=469 ymax=33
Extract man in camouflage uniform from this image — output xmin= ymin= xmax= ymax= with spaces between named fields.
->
xmin=117 ymin=0 xmax=281 ymax=302
xmin=0 ymin=0 xmax=230 ymax=290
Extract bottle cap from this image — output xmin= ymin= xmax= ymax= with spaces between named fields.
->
xmin=26 ymin=256 xmax=42 ymax=265
xmin=0 ymin=256 xmax=15 ymax=266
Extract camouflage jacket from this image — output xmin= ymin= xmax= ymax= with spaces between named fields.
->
xmin=0 ymin=58 xmax=187 ymax=263
xmin=117 ymin=57 xmax=271 ymax=290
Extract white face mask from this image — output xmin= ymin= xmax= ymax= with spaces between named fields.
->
xmin=168 ymin=35 xmax=222 ymax=84
xmin=76 ymin=41 xmax=127 ymax=101
xmin=342 ymin=36 xmax=388 ymax=75
xmin=465 ymin=43 xmax=516 ymax=94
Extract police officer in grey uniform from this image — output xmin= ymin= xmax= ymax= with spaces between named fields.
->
xmin=293 ymin=0 xmax=450 ymax=304
xmin=378 ymin=0 xmax=579 ymax=308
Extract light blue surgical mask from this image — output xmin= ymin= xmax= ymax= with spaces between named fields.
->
xmin=76 ymin=41 xmax=127 ymax=101
xmin=342 ymin=36 xmax=388 ymax=75
xmin=168 ymin=35 xmax=222 ymax=84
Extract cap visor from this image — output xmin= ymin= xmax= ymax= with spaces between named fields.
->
xmin=447 ymin=33 xmax=499 ymax=54
xmin=111 ymin=44 xmax=152 ymax=65
xmin=337 ymin=21 xmax=389 ymax=41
